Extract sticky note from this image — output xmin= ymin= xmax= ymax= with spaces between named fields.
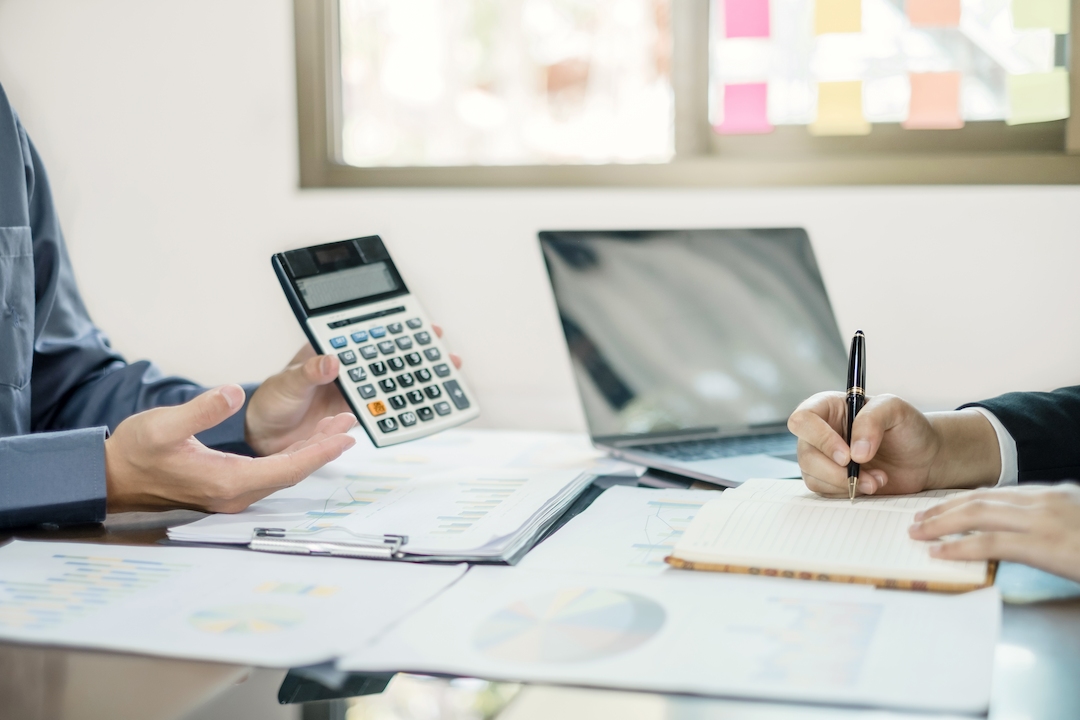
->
xmin=810 ymin=81 xmax=870 ymax=135
xmin=1012 ymin=0 xmax=1070 ymax=33
xmin=1007 ymin=69 xmax=1070 ymax=125
xmin=715 ymin=83 xmax=773 ymax=134
xmin=815 ymin=0 xmax=861 ymax=34
xmin=903 ymin=72 xmax=964 ymax=129
xmin=726 ymin=0 xmax=771 ymax=38
xmin=907 ymin=0 xmax=961 ymax=27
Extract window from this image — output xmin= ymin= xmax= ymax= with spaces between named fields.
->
xmin=294 ymin=0 xmax=1080 ymax=186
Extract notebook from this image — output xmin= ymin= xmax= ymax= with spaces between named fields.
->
xmin=666 ymin=478 xmax=995 ymax=592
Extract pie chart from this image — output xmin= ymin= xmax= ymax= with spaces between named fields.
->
xmin=473 ymin=587 xmax=665 ymax=663
xmin=188 ymin=604 xmax=304 ymax=634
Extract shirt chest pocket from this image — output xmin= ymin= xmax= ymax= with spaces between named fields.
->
xmin=0 ymin=226 xmax=34 ymax=389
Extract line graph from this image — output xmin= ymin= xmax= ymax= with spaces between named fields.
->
xmin=630 ymin=498 xmax=708 ymax=568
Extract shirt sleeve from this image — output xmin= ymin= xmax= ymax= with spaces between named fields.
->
xmin=0 ymin=428 xmax=107 ymax=528
xmin=967 ymin=407 xmax=1019 ymax=487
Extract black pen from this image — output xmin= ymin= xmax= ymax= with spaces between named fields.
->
xmin=846 ymin=331 xmax=866 ymax=502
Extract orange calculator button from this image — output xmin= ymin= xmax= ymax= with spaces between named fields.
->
xmin=366 ymin=401 xmax=387 ymax=416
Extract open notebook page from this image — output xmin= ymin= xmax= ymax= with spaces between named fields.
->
xmin=673 ymin=478 xmax=988 ymax=585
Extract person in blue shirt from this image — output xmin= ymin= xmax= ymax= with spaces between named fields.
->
xmin=0 ymin=82 xmax=359 ymax=528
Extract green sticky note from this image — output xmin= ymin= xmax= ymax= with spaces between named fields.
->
xmin=1012 ymin=0 xmax=1070 ymax=33
xmin=1007 ymin=69 xmax=1070 ymax=125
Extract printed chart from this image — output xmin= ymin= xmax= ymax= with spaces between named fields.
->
xmin=0 ymin=552 xmax=189 ymax=631
xmin=188 ymin=604 xmax=305 ymax=635
xmin=631 ymin=497 xmax=708 ymax=569
xmin=473 ymin=587 xmax=665 ymax=663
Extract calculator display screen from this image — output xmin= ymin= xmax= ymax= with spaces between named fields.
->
xmin=295 ymin=261 xmax=400 ymax=310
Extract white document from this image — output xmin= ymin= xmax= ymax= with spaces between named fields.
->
xmin=315 ymin=428 xmax=637 ymax=481
xmin=170 ymin=467 xmax=591 ymax=561
xmin=339 ymin=566 xmax=1001 ymax=714
xmin=0 ymin=540 xmax=466 ymax=667
xmin=519 ymin=486 xmax=722 ymax=575
xmin=676 ymin=479 xmax=987 ymax=584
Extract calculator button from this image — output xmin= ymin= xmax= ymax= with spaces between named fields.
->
xmin=417 ymin=406 xmax=434 ymax=421
xmin=388 ymin=395 xmax=407 ymax=410
xmin=413 ymin=331 xmax=431 ymax=345
xmin=406 ymin=318 xmax=423 ymax=329
xmin=329 ymin=336 xmax=347 ymax=349
xmin=395 ymin=336 xmax=414 ymax=350
xmin=359 ymin=345 xmax=379 ymax=359
xmin=424 ymin=385 xmax=442 ymax=399
xmin=414 ymin=368 xmax=432 ymax=383
xmin=404 ymin=352 xmax=422 ymax=366
xmin=432 ymin=363 xmax=451 ymax=378
xmin=369 ymin=326 xmax=387 ymax=338
xmin=348 ymin=368 xmax=367 ymax=382
xmin=433 ymin=401 xmax=452 ymax=416
xmin=337 ymin=350 xmax=357 ymax=366
xmin=387 ymin=322 xmax=403 ymax=334
xmin=351 ymin=330 xmax=369 ymax=344
xmin=407 ymin=390 xmax=425 ymax=405
xmin=377 ymin=418 xmax=398 ymax=433
xmin=377 ymin=341 xmax=396 ymax=355
xmin=423 ymin=348 xmax=441 ymax=362
xmin=379 ymin=378 xmax=397 ymax=393
xmin=399 ymin=411 xmax=417 ymax=427
xmin=442 ymin=380 xmax=470 ymax=409
xmin=368 ymin=361 xmax=387 ymax=376
xmin=366 ymin=400 xmax=387 ymax=416
xmin=397 ymin=373 xmax=415 ymax=387
xmin=358 ymin=384 xmax=376 ymax=399
xmin=387 ymin=357 xmax=406 ymax=371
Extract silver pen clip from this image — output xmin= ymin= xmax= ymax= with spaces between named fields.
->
xmin=250 ymin=526 xmax=408 ymax=560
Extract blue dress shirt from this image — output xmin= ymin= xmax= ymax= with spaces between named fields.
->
xmin=0 ymin=82 xmax=253 ymax=528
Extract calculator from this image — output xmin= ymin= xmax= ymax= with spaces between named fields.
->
xmin=272 ymin=236 xmax=479 ymax=447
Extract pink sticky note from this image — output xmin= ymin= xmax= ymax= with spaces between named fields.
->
xmin=903 ymin=72 xmax=964 ymax=129
xmin=907 ymin=0 xmax=961 ymax=27
xmin=716 ymin=83 xmax=773 ymax=134
xmin=725 ymin=0 xmax=770 ymax=38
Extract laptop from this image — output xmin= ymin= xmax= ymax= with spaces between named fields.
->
xmin=539 ymin=228 xmax=847 ymax=487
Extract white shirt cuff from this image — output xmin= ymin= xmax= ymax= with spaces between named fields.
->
xmin=970 ymin=407 xmax=1019 ymax=487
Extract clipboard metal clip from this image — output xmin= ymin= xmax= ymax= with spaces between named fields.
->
xmin=250 ymin=527 xmax=408 ymax=560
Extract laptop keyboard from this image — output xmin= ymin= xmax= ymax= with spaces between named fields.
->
xmin=634 ymin=433 xmax=797 ymax=462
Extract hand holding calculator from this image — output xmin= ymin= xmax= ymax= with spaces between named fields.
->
xmin=273 ymin=236 xmax=479 ymax=447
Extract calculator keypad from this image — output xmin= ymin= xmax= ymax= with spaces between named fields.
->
xmin=322 ymin=309 xmax=473 ymax=439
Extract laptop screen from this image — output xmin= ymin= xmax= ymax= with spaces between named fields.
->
xmin=540 ymin=229 xmax=847 ymax=440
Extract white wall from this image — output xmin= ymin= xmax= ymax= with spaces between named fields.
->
xmin=1 ymin=0 xmax=1078 ymax=433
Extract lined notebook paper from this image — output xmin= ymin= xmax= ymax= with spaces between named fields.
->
xmin=669 ymin=479 xmax=992 ymax=591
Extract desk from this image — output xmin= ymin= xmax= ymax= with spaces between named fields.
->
xmin=2 ymin=501 xmax=1079 ymax=720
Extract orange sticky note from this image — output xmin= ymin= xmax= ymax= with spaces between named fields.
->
xmin=815 ymin=0 xmax=862 ymax=34
xmin=810 ymin=81 xmax=870 ymax=135
xmin=903 ymin=72 xmax=964 ymax=129
xmin=907 ymin=0 xmax=961 ymax=27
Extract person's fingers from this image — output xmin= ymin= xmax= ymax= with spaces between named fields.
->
xmin=928 ymin=531 xmax=1037 ymax=565
xmin=157 ymin=385 xmax=245 ymax=442
xmin=788 ymin=395 xmax=850 ymax=467
xmin=450 ymin=353 xmax=463 ymax=369
xmin=798 ymin=443 xmax=851 ymax=494
xmin=848 ymin=394 xmax=911 ymax=464
xmin=914 ymin=487 xmax=1043 ymax=522
xmin=289 ymin=343 xmax=317 ymax=365
xmin=211 ymin=434 xmax=357 ymax=511
xmin=288 ymin=353 xmax=340 ymax=393
xmin=432 ymin=324 xmax=442 ymax=338
xmin=281 ymin=413 xmax=358 ymax=453
xmin=909 ymin=499 xmax=1033 ymax=540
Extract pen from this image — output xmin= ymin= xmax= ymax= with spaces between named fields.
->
xmin=846 ymin=330 xmax=866 ymax=502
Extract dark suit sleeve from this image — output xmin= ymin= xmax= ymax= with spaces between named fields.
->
xmin=961 ymin=386 xmax=1080 ymax=482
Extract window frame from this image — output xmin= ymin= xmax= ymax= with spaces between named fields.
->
xmin=295 ymin=0 xmax=1080 ymax=187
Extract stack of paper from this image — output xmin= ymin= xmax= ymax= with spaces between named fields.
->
xmin=169 ymin=467 xmax=594 ymax=563
xmin=0 ymin=540 xmax=466 ymax=667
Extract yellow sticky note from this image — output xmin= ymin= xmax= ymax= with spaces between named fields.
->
xmin=1007 ymin=70 xmax=1070 ymax=125
xmin=816 ymin=0 xmax=862 ymax=34
xmin=1012 ymin=0 xmax=1070 ymax=33
xmin=810 ymin=81 xmax=870 ymax=135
